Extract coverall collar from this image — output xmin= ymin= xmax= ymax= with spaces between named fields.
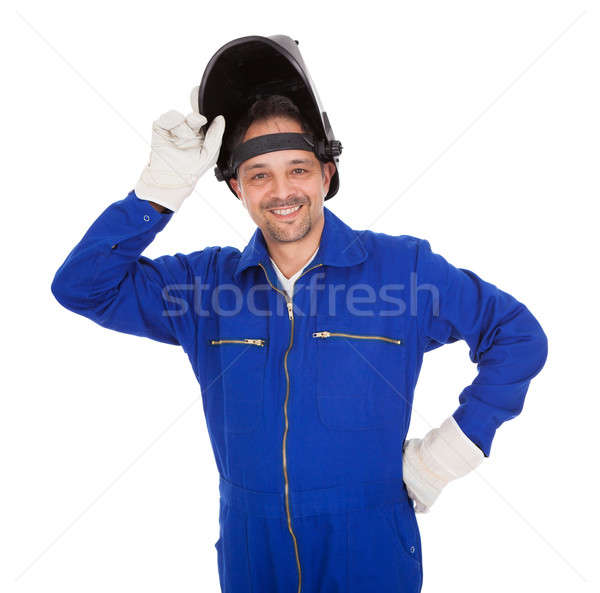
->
xmin=234 ymin=206 xmax=368 ymax=281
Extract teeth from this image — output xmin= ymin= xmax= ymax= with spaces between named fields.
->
xmin=273 ymin=205 xmax=301 ymax=216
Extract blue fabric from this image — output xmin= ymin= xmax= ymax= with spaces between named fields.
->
xmin=52 ymin=190 xmax=548 ymax=592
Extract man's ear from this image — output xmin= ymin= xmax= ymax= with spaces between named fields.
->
xmin=228 ymin=177 xmax=243 ymax=201
xmin=322 ymin=161 xmax=336 ymax=196
xmin=228 ymin=177 xmax=248 ymax=208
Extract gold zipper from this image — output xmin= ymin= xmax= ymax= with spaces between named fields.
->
xmin=312 ymin=331 xmax=403 ymax=345
xmin=258 ymin=260 xmax=323 ymax=593
xmin=210 ymin=338 xmax=265 ymax=346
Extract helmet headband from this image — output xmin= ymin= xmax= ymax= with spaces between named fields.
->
xmin=228 ymin=132 xmax=320 ymax=178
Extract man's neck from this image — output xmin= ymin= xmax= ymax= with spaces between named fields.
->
xmin=264 ymin=217 xmax=324 ymax=279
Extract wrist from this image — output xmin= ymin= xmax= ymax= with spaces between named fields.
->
xmin=134 ymin=179 xmax=188 ymax=212
xmin=402 ymin=416 xmax=485 ymax=511
xmin=148 ymin=201 xmax=172 ymax=214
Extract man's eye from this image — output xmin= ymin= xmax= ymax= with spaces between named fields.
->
xmin=292 ymin=168 xmax=307 ymax=174
xmin=252 ymin=173 xmax=266 ymax=180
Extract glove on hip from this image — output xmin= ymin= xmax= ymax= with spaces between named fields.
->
xmin=402 ymin=416 xmax=484 ymax=513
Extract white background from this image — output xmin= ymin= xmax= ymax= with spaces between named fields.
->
xmin=3 ymin=1 xmax=599 ymax=591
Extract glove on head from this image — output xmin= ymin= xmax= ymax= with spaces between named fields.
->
xmin=135 ymin=87 xmax=225 ymax=212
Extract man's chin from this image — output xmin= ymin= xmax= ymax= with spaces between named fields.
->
xmin=264 ymin=214 xmax=311 ymax=243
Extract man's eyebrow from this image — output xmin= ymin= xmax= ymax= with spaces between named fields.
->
xmin=242 ymin=158 xmax=314 ymax=173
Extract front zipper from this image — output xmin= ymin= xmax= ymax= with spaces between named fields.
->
xmin=258 ymin=260 xmax=323 ymax=593
xmin=210 ymin=338 xmax=265 ymax=347
xmin=313 ymin=331 xmax=403 ymax=345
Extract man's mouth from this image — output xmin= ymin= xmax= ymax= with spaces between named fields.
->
xmin=268 ymin=204 xmax=303 ymax=219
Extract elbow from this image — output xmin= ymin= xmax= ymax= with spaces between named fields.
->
xmin=524 ymin=308 xmax=549 ymax=379
xmin=51 ymin=268 xmax=69 ymax=308
xmin=51 ymin=265 xmax=86 ymax=312
xmin=51 ymin=263 xmax=120 ymax=322
xmin=534 ymin=324 xmax=549 ymax=375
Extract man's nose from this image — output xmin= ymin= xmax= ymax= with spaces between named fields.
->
xmin=269 ymin=172 xmax=297 ymax=200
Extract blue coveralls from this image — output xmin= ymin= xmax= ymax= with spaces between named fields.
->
xmin=51 ymin=191 xmax=548 ymax=592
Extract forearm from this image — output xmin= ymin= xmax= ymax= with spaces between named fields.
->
xmin=51 ymin=190 xmax=172 ymax=318
xmin=452 ymin=303 xmax=548 ymax=456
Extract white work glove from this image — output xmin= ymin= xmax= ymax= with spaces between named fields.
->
xmin=402 ymin=416 xmax=485 ymax=513
xmin=135 ymin=86 xmax=225 ymax=212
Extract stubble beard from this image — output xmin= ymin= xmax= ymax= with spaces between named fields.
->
xmin=264 ymin=208 xmax=312 ymax=243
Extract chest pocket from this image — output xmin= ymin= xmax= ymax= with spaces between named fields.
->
xmin=210 ymin=338 xmax=267 ymax=434
xmin=313 ymin=330 xmax=407 ymax=430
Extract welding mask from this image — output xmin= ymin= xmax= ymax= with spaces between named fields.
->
xmin=195 ymin=34 xmax=343 ymax=200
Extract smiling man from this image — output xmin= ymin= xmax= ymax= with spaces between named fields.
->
xmin=51 ymin=35 xmax=548 ymax=593
xmin=228 ymin=110 xmax=336 ymax=283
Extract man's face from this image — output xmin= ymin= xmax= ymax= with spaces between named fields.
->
xmin=229 ymin=117 xmax=336 ymax=244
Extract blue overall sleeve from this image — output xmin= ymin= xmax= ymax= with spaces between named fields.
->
xmin=51 ymin=190 xmax=203 ymax=346
xmin=415 ymin=239 xmax=548 ymax=457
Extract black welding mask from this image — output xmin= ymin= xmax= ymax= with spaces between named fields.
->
xmin=195 ymin=34 xmax=342 ymax=200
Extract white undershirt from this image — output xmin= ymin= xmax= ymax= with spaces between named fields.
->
xmin=269 ymin=248 xmax=319 ymax=299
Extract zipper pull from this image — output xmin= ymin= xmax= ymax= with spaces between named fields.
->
xmin=244 ymin=339 xmax=265 ymax=346
xmin=286 ymin=301 xmax=294 ymax=320
xmin=312 ymin=331 xmax=331 ymax=338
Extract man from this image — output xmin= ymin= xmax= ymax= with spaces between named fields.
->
xmin=51 ymin=46 xmax=548 ymax=593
